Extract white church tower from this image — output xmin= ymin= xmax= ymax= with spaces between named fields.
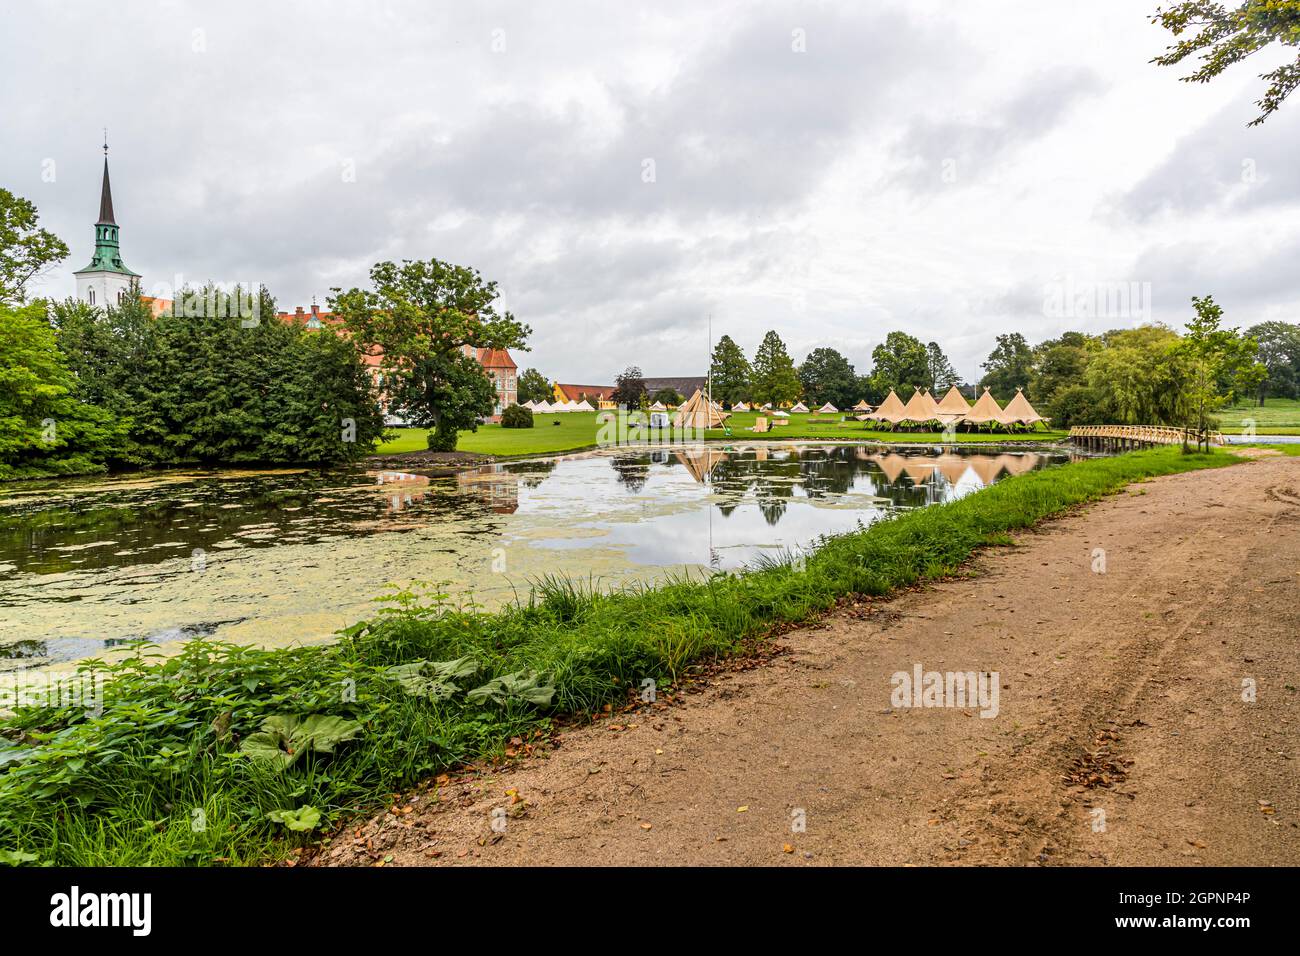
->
xmin=74 ymin=140 xmax=140 ymax=307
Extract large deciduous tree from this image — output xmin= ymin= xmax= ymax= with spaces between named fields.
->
xmin=612 ymin=365 xmax=647 ymax=407
xmin=331 ymin=259 xmax=530 ymax=451
xmin=0 ymin=300 xmax=124 ymax=479
xmin=1151 ymin=1 xmax=1300 ymax=126
xmin=0 ymin=189 xmax=69 ymax=306
xmin=1245 ymin=320 xmax=1300 ymax=401
xmin=709 ymin=334 xmax=752 ymax=407
xmin=867 ymin=331 xmax=929 ymax=400
xmin=979 ymin=332 xmax=1035 ymax=400
xmin=750 ymin=331 xmax=801 ymax=406
xmin=516 ymin=367 xmax=553 ymax=405
xmin=797 ymin=347 xmax=858 ymax=408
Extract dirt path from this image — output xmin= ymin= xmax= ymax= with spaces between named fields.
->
xmin=320 ymin=453 xmax=1300 ymax=866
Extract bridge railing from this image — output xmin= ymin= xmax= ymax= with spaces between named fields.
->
xmin=1068 ymin=425 xmax=1225 ymax=446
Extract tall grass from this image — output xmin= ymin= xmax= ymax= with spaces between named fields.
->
xmin=0 ymin=446 xmax=1238 ymax=865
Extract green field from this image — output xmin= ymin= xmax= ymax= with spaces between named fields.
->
xmin=375 ymin=412 xmax=1069 ymax=458
xmin=1215 ymin=397 xmax=1300 ymax=435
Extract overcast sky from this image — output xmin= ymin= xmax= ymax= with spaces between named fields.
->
xmin=4 ymin=0 xmax=1298 ymax=383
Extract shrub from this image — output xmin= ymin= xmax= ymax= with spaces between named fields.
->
xmin=501 ymin=403 xmax=534 ymax=428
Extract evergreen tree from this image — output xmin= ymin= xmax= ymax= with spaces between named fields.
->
xmin=924 ymin=341 xmax=960 ymax=392
xmin=750 ymin=331 xmax=801 ymax=406
xmin=709 ymin=334 xmax=751 ymax=406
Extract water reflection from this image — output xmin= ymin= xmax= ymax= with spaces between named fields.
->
xmin=0 ymin=443 xmax=1068 ymax=668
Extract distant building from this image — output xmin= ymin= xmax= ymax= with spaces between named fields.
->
xmin=642 ymin=376 xmax=707 ymax=401
xmin=74 ymin=146 xmax=141 ymax=308
xmin=553 ymin=383 xmax=616 ymax=409
xmin=468 ymin=347 xmax=518 ymax=418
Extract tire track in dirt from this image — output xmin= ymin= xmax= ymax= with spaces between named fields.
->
xmin=314 ymin=454 xmax=1300 ymax=867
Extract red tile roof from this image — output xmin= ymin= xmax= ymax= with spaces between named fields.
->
xmin=475 ymin=348 xmax=517 ymax=370
xmin=555 ymin=383 xmax=615 ymax=400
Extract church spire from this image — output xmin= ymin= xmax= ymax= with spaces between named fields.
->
xmin=97 ymin=134 xmax=116 ymax=225
xmin=74 ymin=134 xmax=140 ymax=291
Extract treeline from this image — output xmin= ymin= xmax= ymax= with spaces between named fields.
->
xmin=695 ymin=310 xmax=1268 ymax=429
xmin=0 ymin=288 xmax=384 ymax=481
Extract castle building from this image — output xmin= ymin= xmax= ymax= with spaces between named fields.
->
xmin=74 ymin=146 xmax=140 ymax=307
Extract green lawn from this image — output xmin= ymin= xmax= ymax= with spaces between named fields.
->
xmin=1215 ymin=397 xmax=1300 ymax=435
xmin=375 ymin=412 xmax=1068 ymax=458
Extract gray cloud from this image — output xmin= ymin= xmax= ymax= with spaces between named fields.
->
xmin=3 ymin=0 xmax=1299 ymax=385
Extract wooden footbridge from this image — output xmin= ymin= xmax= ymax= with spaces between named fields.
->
xmin=1069 ymin=425 xmax=1225 ymax=450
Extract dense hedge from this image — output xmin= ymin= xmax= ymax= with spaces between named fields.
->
xmin=0 ymin=289 xmax=386 ymax=479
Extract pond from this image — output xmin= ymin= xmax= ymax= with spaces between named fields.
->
xmin=0 ymin=442 xmax=1074 ymax=669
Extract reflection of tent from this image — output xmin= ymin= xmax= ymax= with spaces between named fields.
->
xmin=648 ymin=400 xmax=667 ymax=411
xmin=900 ymin=388 xmax=940 ymax=424
xmin=673 ymin=389 xmax=731 ymax=429
xmin=934 ymin=454 xmax=972 ymax=484
xmin=862 ymin=389 xmax=908 ymax=425
xmin=790 ymin=402 xmax=810 ymax=413
xmin=1000 ymin=388 xmax=1046 ymax=425
xmin=873 ymin=453 xmax=909 ymax=484
xmin=574 ymin=399 xmax=595 ymax=411
xmin=674 ymin=447 xmax=729 ymax=483
xmin=732 ymin=401 xmax=750 ymax=412
xmin=965 ymin=455 xmax=1004 ymax=485
xmin=903 ymin=460 xmax=938 ymax=483
xmin=934 ymin=386 xmax=971 ymax=424
xmin=996 ymin=453 xmax=1039 ymax=476
xmin=963 ymin=388 xmax=1008 ymax=426
xmin=533 ymin=400 xmax=553 ymax=413
xmin=816 ymin=402 xmax=839 ymax=414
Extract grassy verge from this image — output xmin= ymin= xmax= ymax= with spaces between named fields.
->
xmin=375 ymin=414 xmax=1069 ymax=458
xmin=0 ymin=446 xmax=1239 ymax=866
xmin=1216 ymin=397 xmax=1300 ymax=434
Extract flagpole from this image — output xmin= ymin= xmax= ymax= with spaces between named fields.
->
xmin=707 ymin=313 xmax=713 ymax=417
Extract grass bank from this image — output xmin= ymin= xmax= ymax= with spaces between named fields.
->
xmin=376 ymin=413 xmax=1069 ymax=458
xmin=0 ymin=446 xmax=1238 ymax=866
xmin=1216 ymin=397 xmax=1300 ymax=435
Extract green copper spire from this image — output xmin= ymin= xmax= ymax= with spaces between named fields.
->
xmin=74 ymin=138 xmax=140 ymax=278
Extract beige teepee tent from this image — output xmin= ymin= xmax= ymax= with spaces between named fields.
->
xmin=816 ymin=402 xmax=839 ymax=414
xmin=963 ymin=388 xmax=1008 ymax=427
xmin=862 ymin=389 xmax=907 ymax=425
xmin=673 ymin=389 xmax=731 ymax=429
xmin=900 ymin=388 xmax=939 ymax=425
xmin=1000 ymin=388 xmax=1046 ymax=426
xmin=852 ymin=399 xmax=872 ymax=412
xmin=790 ymin=401 xmax=810 ymax=413
xmin=732 ymin=401 xmax=750 ymax=412
xmin=934 ymin=385 xmax=971 ymax=424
